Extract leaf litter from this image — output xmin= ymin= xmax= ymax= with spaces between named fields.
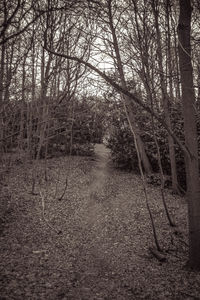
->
xmin=0 ymin=144 xmax=200 ymax=299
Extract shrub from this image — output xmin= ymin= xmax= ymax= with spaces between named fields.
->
xmin=106 ymin=103 xmax=192 ymax=189
xmin=4 ymin=96 xmax=105 ymax=159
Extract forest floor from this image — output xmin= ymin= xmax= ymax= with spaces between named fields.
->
xmin=1 ymin=144 xmax=200 ymax=299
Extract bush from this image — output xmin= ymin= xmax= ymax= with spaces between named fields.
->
xmin=6 ymin=96 xmax=104 ymax=159
xmin=42 ymin=97 xmax=103 ymax=158
xmin=106 ymin=103 xmax=192 ymax=189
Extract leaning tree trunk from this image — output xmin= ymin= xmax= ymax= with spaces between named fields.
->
xmin=107 ymin=0 xmax=152 ymax=174
xmin=151 ymin=0 xmax=179 ymax=193
xmin=178 ymin=0 xmax=200 ymax=269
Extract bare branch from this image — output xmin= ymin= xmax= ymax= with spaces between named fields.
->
xmin=43 ymin=45 xmax=192 ymax=159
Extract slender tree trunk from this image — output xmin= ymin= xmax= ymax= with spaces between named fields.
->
xmin=19 ymin=56 xmax=26 ymax=149
xmin=125 ymin=102 xmax=161 ymax=251
xmin=197 ymin=60 xmax=200 ymax=109
xmin=173 ymin=26 xmax=182 ymax=102
xmin=0 ymin=34 xmax=5 ymax=148
xmin=166 ymin=0 xmax=174 ymax=102
xmin=107 ymin=0 xmax=152 ymax=174
xmin=36 ymin=47 xmax=52 ymax=159
xmin=151 ymin=0 xmax=179 ymax=193
xmin=178 ymin=0 xmax=200 ymax=269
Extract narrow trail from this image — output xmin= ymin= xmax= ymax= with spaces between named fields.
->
xmin=74 ymin=144 xmax=116 ymax=275
xmin=89 ymin=144 xmax=111 ymax=198
xmin=83 ymin=144 xmax=112 ymax=223
xmin=61 ymin=144 xmax=143 ymax=299
xmin=65 ymin=144 xmax=154 ymax=299
xmin=0 ymin=145 xmax=194 ymax=300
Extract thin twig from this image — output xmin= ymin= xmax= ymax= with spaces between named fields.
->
xmin=54 ymin=168 xmax=61 ymax=198
xmin=58 ymin=177 xmax=68 ymax=201
xmin=39 ymin=190 xmax=62 ymax=234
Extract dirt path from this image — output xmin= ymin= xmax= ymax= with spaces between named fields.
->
xmin=89 ymin=144 xmax=111 ymax=199
xmin=69 ymin=144 xmax=122 ymax=297
xmin=0 ymin=146 xmax=200 ymax=299
xmin=82 ymin=144 xmax=112 ymax=224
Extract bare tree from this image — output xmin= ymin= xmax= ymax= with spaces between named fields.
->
xmin=44 ymin=0 xmax=200 ymax=268
xmin=106 ymin=0 xmax=152 ymax=174
xmin=178 ymin=0 xmax=200 ymax=270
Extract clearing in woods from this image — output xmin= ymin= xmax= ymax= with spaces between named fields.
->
xmin=0 ymin=144 xmax=200 ymax=299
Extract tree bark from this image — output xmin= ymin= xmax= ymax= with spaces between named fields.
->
xmin=178 ymin=0 xmax=200 ymax=269
xmin=0 ymin=34 xmax=5 ymax=147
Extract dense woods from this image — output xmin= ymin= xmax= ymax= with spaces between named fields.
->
xmin=0 ymin=0 xmax=200 ymax=285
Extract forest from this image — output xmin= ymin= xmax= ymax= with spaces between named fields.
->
xmin=0 ymin=0 xmax=200 ymax=299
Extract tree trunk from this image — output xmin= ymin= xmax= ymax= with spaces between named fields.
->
xmin=151 ymin=0 xmax=179 ymax=193
xmin=178 ymin=0 xmax=200 ymax=269
xmin=107 ymin=0 xmax=152 ymax=174
xmin=0 ymin=34 xmax=5 ymax=148
xmin=173 ymin=25 xmax=181 ymax=102
xmin=197 ymin=60 xmax=200 ymax=109
xmin=19 ymin=56 xmax=26 ymax=149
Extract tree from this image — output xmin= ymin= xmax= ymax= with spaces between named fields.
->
xmin=178 ymin=0 xmax=200 ymax=269
xmin=1 ymin=0 xmax=199 ymax=268
xmin=44 ymin=0 xmax=200 ymax=268
xmin=106 ymin=0 xmax=152 ymax=174
xmin=151 ymin=0 xmax=179 ymax=193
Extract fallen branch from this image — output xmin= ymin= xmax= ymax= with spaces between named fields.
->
xmin=58 ymin=176 xmax=68 ymax=201
xmin=39 ymin=190 xmax=62 ymax=234
xmin=149 ymin=247 xmax=167 ymax=262
xmin=180 ymin=292 xmax=200 ymax=300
